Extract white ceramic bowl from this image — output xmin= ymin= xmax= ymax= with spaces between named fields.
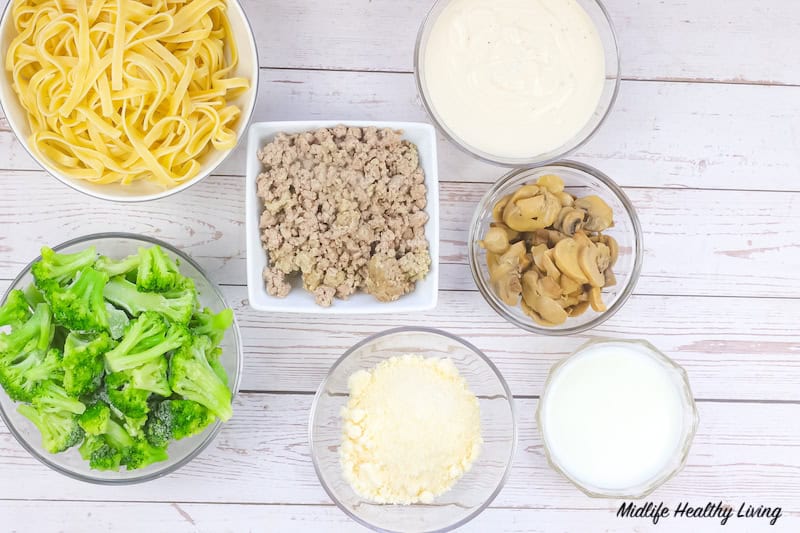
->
xmin=0 ymin=0 xmax=259 ymax=202
xmin=245 ymin=121 xmax=440 ymax=314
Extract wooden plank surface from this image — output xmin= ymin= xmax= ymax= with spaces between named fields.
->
xmin=1 ymin=0 xmax=799 ymax=531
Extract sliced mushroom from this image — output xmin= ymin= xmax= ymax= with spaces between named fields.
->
xmin=492 ymin=262 xmax=522 ymax=306
xmin=553 ymin=238 xmax=588 ymax=283
xmin=559 ymin=274 xmax=582 ymax=295
xmin=567 ymin=301 xmax=590 ymax=317
xmin=486 ymin=252 xmax=500 ymax=279
xmin=479 ymin=226 xmax=511 ymax=254
xmin=589 ymin=286 xmax=606 ymax=312
xmin=521 ymin=300 xmax=559 ymax=327
xmin=538 ymin=276 xmax=562 ymax=300
xmin=505 ymin=190 xmax=561 ymax=231
xmin=536 ymin=174 xmax=565 ymax=194
xmin=604 ymin=235 xmax=619 ymax=266
xmin=521 ymin=270 xmax=541 ymax=307
xmin=491 ymin=222 xmax=520 ymax=242
xmin=509 ymin=184 xmax=541 ymax=203
xmin=604 ymin=269 xmax=617 ymax=287
xmin=493 ymin=194 xmax=512 ymax=223
xmin=555 ymin=191 xmax=574 ymax=207
xmin=531 ymin=244 xmax=549 ymax=274
xmin=554 ymin=207 xmax=585 ymax=236
xmin=541 ymin=249 xmax=562 ymax=281
xmin=531 ymin=294 xmax=568 ymax=325
xmin=574 ymin=195 xmax=614 ymax=232
xmin=595 ymin=242 xmax=611 ymax=272
xmin=578 ymin=243 xmax=605 ymax=288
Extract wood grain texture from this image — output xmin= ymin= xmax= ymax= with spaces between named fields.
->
xmin=3 ymin=174 xmax=800 ymax=299
xmin=2 ymin=69 xmax=800 ymax=191
xmin=1 ymin=501 xmax=796 ymax=533
xmin=240 ymin=0 xmax=800 ymax=85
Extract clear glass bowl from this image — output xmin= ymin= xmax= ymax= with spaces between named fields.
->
xmin=536 ymin=339 xmax=699 ymax=498
xmin=414 ymin=0 xmax=621 ymax=166
xmin=0 ymin=233 xmax=243 ymax=484
xmin=468 ymin=161 xmax=643 ymax=335
xmin=308 ymin=327 xmax=517 ymax=533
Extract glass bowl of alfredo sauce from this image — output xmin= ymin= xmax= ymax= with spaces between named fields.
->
xmin=415 ymin=0 xmax=620 ymax=166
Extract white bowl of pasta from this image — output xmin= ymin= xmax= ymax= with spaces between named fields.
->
xmin=0 ymin=0 xmax=259 ymax=202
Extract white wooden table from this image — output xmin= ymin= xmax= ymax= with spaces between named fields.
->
xmin=2 ymin=1 xmax=800 ymax=531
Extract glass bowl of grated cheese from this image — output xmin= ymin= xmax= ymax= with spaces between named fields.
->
xmin=309 ymin=327 xmax=517 ymax=533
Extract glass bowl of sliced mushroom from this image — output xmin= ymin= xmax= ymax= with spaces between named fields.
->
xmin=468 ymin=161 xmax=643 ymax=335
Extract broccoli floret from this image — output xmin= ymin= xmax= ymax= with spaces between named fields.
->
xmin=0 ymin=290 xmax=32 ymax=328
xmin=42 ymin=267 xmax=109 ymax=333
xmin=105 ymin=303 xmax=129 ymax=340
xmin=31 ymin=246 xmax=97 ymax=287
xmin=169 ymin=336 xmax=232 ymax=422
xmin=103 ymin=312 xmax=188 ymax=373
xmin=0 ymin=348 xmax=63 ymax=402
xmin=0 ymin=303 xmax=54 ymax=360
xmin=62 ymin=331 xmax=112 ymax=397
xmin=104 ymin=277 xmax=196 ymax=324
xmin=125 ymin=357 xmax=171 ymax=396
xmin=23 ymin=282 xmax=46 ymax=307
xmin=145 ymin=399 xmax=215 ymax=448
xmin=105 ymin=372 xmax=151 ymax=419
xmin=32 ymin=380 xmax=86 ymax=415
xmin=95 ymin=253 xmax=140 ymax=278
xmin=78 ymin=402 xmax=112 ymax=435
xmin=206 ymin=346 xmax=228 ymax=385
xmin=189 ymin=308 xmax=233 ymax=346
xmin=136 ymin=246 xmax=193 ymax=293
xmin=124 ymin=439 xmax=168 ymax=470
xmin=18 ymin=403 xmax=84 ymax=453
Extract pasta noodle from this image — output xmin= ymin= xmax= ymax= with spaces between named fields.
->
xmin=5 ymin=0 xmax=250 ymax=187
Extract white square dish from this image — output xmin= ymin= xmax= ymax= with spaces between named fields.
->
xmin=245 ymin=121 xmax=440 ymax=314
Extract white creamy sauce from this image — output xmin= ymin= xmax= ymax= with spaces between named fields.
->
xmin=540 ymin=343 xmax=689 ymax=491
xmin=423 ymin=0 xmax=605 ymax=159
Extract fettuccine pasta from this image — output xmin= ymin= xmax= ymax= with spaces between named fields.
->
xmin=6 ymin=0 xmax=249 ymax=187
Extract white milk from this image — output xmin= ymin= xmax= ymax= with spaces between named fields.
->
xmin=422 ymin=0 xmax=605 ymax=159
xmin=539 ymin=341 xmax=694 ymax=493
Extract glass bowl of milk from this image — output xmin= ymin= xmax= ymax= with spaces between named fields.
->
xmin=415 ymin=0 xmax=620 ymax=166
xmin=537 ymin=339 xmax=699 ymax=498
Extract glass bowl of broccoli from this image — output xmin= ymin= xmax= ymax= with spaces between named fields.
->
xmin=0 ymin=233 xmax=242 ymax=484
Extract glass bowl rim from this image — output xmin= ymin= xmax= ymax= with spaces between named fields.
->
xmin=413 ymin=0 xmax=622 ymax=167
xmin=0 ymin=231 xmax=244 ymax=485
xmin=535 ymin=338 xmax=700 ymax=498
xmin=307 ymin=326 xmax=518 ymax=533
xmin=468 ymin=160 xmax=644 ymax=336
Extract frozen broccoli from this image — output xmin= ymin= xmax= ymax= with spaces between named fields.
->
xmin=105 ymin=303 xmax=129 ymax=340
xmin=189 ymin=308 xmax=233 ymax=346
xmin=78 ymin=402 xmax=113 ymax=435
xmin=145 ymin=399 xmax=215 ymax=448
xmin=103 ymin=277 xmax=196 ymax=324
xmin=0 ymin=348 xmax=62 ymax=402
xmin=42 ymin=267 xmax=109 ymax=333
xmin=103 ymin=312 xmax=188 ymax=372
xmin=18 ymin=403 xmax=84 ymax=454
xmin=0 ymin=303 xmax=54 ymax=359
xmin=105 ymin=371 xmax=151 ymax=419
xmin=0 ymin=290 xmax=32 ymax=328
xmin=136 ymin=246 xmax=193 ymax=293
xmin=62 ymin=331 xmax=112 ymax=397
xmin=32 ymin=380 xmax=86 ymax=415
xmin=32 ymin=246 xmax=97 ymax=286
xmin=123 ymin=439 xmax=169 ymax=470
xmin=206 ymin=346 xmax=228 ymax=385
xmin=125 ymin=356 xmax=171 ymax=397
xmin=95 ymin=253 xmax=140 ymax=278
xmin=169 ymin=336 xmax=232 ymax=421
